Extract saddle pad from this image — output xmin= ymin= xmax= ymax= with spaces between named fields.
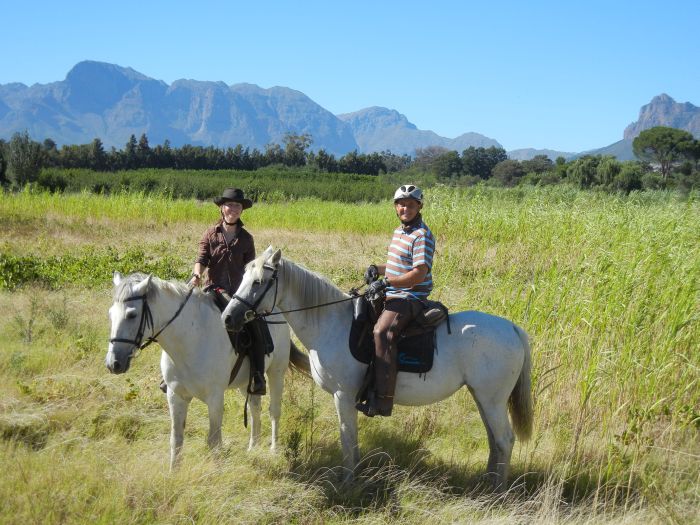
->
xmin=349 ymin=319 xmax=435 ymax=374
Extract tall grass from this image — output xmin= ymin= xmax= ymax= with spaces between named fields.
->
xmin=0 ymin=186 xmax=698 ymax=523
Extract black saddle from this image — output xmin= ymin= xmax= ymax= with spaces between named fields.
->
xmin=348 ymin=296 xmax=449 ymax=374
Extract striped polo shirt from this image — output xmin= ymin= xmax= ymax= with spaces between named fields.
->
xmin=385 ymin=214 xmax=435 ymax=301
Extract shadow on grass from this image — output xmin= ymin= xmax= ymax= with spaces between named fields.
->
xmin=283 ymin=425 xmax=643 ymax=515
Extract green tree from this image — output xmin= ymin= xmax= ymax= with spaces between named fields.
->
xmin=491 ymin=159 xmax=525 ymax=186
xmin=632 ymin=126 xmax=695 ymax=180
xmin=433 ymin=150 xmax=462 ymax=180
xmin=567 ymin=156 xmax=600 ymax=188
xmin=7 ymin=131 xmax=44 ymax=186
xmin=90 ymin=138 xmax=107 ymax=170
xmin=125 ymin=134 xmax=138 ymax=169
xmin=283 ymin=133 xmax=312 ymax=167
xmin=462 ymin=146 xmax=507 ymax=179
xmin=522 ymin=154 xmax=554 ymax=174
xmin=596 ymin=156 xmax=622 ymax=187
xmin=414 ymin=146 xmax=450 ymax=172
xmin=137 ymin=134 xmax=151 ymax=166
xmin=0 ymin=140 xmax=7 ymax=185
xmin=612 ymin=162 xmax=643 ymax=193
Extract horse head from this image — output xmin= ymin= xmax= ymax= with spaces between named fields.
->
xmin=222 ymin=246 xmax=281 ymax=333
xmin=106 ymin=272 xmax=153 ymax=374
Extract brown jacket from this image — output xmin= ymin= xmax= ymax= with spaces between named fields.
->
xmin=196 ymin=221 xmax=255 ymax=293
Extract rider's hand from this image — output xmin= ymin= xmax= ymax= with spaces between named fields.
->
xmin=364 ymin=264 xmax=379 ymax=285
xmin=367 ymin=277 xmax=388 ymax=299
xmin=191 ymin=273 xmax=201 ymax=287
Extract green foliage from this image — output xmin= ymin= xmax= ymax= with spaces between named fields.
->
xmin=7 ymin=131 xmax=44 ymax=187
xmin=33 ymin=166 xmax=396 ymax=203
xmin=632 ymin=126 xmax=696 ymax=180
xmin=461 ymin=146 xmax=508 ymax=179
xmin=490 ymin=159 xmax=525 ymax=186
xmin=0 ymin=247 xmax=189 ymax=290
xmin=567 ymin=156 xmax=600 ymax=188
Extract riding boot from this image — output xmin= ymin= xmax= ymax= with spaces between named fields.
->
xmin=248 ymin=345 xmax=267 ymax=395
xmin=372 ymin=354 xmax=398 ymax=417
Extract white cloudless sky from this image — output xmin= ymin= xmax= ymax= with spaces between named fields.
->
xmin=1 ymin=0 xmax=698 ymax=152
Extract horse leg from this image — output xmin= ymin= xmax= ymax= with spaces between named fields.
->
xmin=470 ymin=388 xmax=514 ymax=491
xmin=243 ymin=390 xmax=263 ymax=450
xmin=206 ymin=393 xmax=225 ymax=449
xmin=266 ymin=362 xmax=285 ymax=452
xmin=334 ymin=391 xmax=360 ymax=480
xmin=167 ymin=390 xmax=191 ymax=471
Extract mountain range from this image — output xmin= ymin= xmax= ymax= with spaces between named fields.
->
xmin=0 ymin=61 xmax=698 ymax=160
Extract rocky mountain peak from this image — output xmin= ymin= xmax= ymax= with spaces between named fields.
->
xmin=623 ymin=94 xmax=700 ymax=140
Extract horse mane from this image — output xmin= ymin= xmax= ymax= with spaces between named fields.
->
xmin=246 ymin=252 xmax=349 ymax=325
xmin=113 ymin=273 xmax=209 ymax=306
xmin=280 ymin=258 xmax=349 ymax=305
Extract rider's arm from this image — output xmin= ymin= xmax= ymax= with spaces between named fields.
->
xmin=384 ymin=264 xmax=429 ymax=289
xmin=192 ymin=262 xmax=205 ymax=285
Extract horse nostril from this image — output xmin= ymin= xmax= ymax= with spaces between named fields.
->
xmin=223 ymin=315 xmax=231 ymax=326
xmin=113 ymin=361 xmax=121 ymax=372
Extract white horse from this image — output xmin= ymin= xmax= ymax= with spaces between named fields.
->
xmin=106 ymin=271 xmax=307 ymax=470
xmin=222 ymin=248 xmax=533 ymax=489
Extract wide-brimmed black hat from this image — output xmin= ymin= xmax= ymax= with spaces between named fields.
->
xmin=213 ymin=188 xmax=253 ymax=209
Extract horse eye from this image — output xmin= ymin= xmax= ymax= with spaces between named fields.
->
xmin=126 ymin=310 xmax=137 ymax=319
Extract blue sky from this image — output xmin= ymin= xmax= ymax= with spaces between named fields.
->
xmin=1 ymin=0 xmax=698 ymax=152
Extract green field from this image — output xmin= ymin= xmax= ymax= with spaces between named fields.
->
xmin=1 ymin=186 xmax=698 ymax=523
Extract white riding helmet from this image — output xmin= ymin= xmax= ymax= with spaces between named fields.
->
xmin=393 ymin=184 xmax=423 ymax=203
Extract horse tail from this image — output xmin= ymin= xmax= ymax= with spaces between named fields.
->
xmin=288 ymin=341 xmax=311 ymax=377
xmin=509 ymin=324 xmax=533 ymax=442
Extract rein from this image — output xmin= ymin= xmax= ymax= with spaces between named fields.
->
xmin=109 ymin=285 xmax=194 ymax=354
xmin=232 ymin=264 xmax=360 ymax=322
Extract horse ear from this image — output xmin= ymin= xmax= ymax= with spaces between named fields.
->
xmin=271 ymin=249 xmax=282 ymax=266
xmin=113 ymin=271 xmax=123 ymax=286
xmin=134 ymin=274 xmax=153 ymax=295
xmin=261 ymin=245 xmax=274 ymax=260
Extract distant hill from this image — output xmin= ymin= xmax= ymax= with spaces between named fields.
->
xmin=576 ymin=139 xmax=636 ymax=161
xmin=1 ymin=62 xmax=698 ymax=161
xmin=337 ymin=106 xmax=501 ymax=155
xmin=507 ymin=148 xmax=574 ymax=161
xmin=581 ymin=94 xmax=700 ymax=160
xmin=0 ymin=61 xmax=358 ymax=155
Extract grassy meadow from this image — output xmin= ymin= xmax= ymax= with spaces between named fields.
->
xmin=0 ymin=186 xmax=698 ymax=524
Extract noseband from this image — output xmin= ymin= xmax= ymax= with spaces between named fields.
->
xmin=109 ymin=286 xmax=194 ymax=357
xmin=232 ymin=265 xmax=279 ymax=322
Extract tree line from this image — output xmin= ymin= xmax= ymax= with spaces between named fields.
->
xmin=1 ymin=126 xmax=698 ymax=193
xmin=0 ymin=131 xmax=412 ymax=187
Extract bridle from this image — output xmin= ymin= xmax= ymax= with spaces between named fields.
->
xmin=231 ymin=263 xmax=357 ymax=323
xmin=231 ymin=265 xmax=280 ymax=322
xmin=109 ymin=286 xmax=194 ymax=357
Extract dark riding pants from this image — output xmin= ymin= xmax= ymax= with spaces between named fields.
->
xmin=372 ymin=298 xmax=423 ymax=413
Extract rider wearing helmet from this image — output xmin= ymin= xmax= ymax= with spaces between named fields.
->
xmin=358 ymin=184 xmax=435 ymax=417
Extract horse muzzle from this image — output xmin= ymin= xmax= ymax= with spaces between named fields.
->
xmin=222 ymin=310 xmax=250 ymax=333
xmin=105 ymin=346 xmax=133 ymax=374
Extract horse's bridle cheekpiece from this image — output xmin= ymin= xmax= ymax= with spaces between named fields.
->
xmin=232 ymin=265 xmax=280 ymax=322
xmin=109 ymin=285 xmax=194 ymax=358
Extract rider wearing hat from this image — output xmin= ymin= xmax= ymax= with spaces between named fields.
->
xmin=359 ymin=184 xmax=435 ymax=417
xmin=192 ymin=188 xmax=266 ymax=395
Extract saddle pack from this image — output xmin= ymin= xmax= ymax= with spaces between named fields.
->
xmin=348 ymin=294 xmax=449 ymax=374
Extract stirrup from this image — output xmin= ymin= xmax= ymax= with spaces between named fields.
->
xmin=248 ymin=373 xmax=266 ymax=395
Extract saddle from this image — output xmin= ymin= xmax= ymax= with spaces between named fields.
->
xmin=348 ymin=295 xmax=449 ymax=374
